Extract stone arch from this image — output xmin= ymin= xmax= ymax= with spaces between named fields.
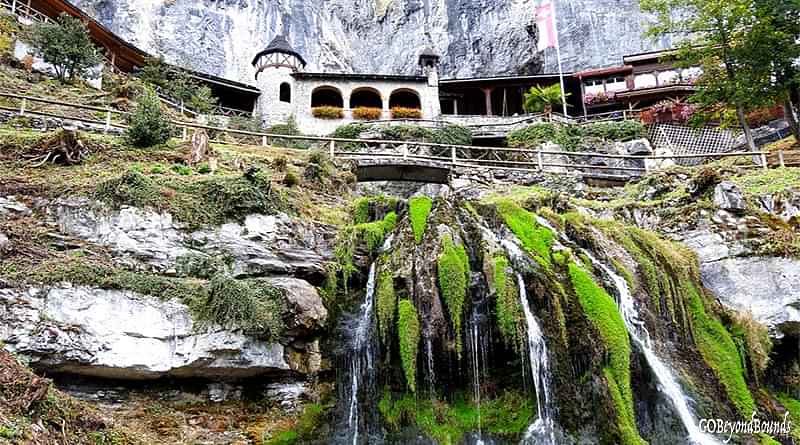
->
xmin=311 ymin=86 xmax=344 ymax=107
xmin=389 ymin=88 xmax=422 ymax=109
xmin=280 ymin=82 xmax=291 ymax=103
xmin=349 ymin=87 xmax=383 ymax=109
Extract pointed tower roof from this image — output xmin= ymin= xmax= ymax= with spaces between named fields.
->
xmin=251 ymin=35 xmax=307 ymax=67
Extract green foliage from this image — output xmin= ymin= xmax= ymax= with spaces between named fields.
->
xmin=398 ymin=299 xmax=421 ymax=392
xmin=198 ymin=274 xmax=284 ymax=340
xmin=492 ymin=255 xmax=523 ymax=351
xmin=172 ymin=163 xmax=192 ymax=176
xmin=379 ymin=390 xmax=534 ymax=444
xmin=507 ymin=121 xmax=645 ymax=150
xmin=729 ymin=312 xmax=772 ymax=385
xmin=568 ymin=262 xmax=644 ymax=445
xmin=196 ymin=163 xmax=211 ymax=174
xmin=125 ymin=87 xmax=173 ymax=148
xmin=437 ymin=234 xmax=470 ymax=356
xmin=332 ymin=211 xmax=398 ymax=295
xmin=523 ymin=84 xmax=569 ymax=113
xmin=265 ymin=431 xmax=298 ymax=445
xmin=264 ymin=403 xmax=327 ymax=445
xmin=377 ymin=269 xmax=397 ymax=346
xmin=282 ymin=171 xmax=299 ymax=187
xmin=332 ymin=123 xmax=368 ymax=139
xmin=731 ymin=167 xmax=800 ymax=195
xmin=409 ymin=196 xmax=433 ymax=243
xmin=378 ymin=124 xmax=472 ymax=146
xmin=685 ymin=281 xmax=755 ymax=416
xmin=493 ymin=200 xmax=553 ymax=267
xmin=139 ymin=57 xmax=217 ymax=114
xmin=27 ymin=13 xmax=101 ymax=82
xmin=175 ymin=253 xmax=231 ymax=279
xmin=351 ymin=195 xmax=400 ymax=225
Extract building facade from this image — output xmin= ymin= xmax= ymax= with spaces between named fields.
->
xmin=253 ymin=37 xmax=442 ymax=135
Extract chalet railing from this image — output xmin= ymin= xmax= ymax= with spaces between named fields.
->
xmin=0 ymin=0 xmax=50 ymax=23
xmin=0 ymin=91 xmax=771 ymax=176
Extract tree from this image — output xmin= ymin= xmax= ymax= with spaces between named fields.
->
xmin=641 ymin=0 xmax=769 ymax=150
xmin=125 ymin=87 xmax=173 ymax=147
xmin=139 ymin=57 xmax=217 ymax=114
xmin=523 ymin=84 xmax=569 ymax=114
xmin=28 ymin=13 xmax=101 ymax=83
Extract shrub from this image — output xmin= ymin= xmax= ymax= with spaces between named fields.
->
xmin=272 ymin=156 xmax=288 ymax=171
xmin=312 ymin=106 xmax=344 ymax=119
xmin=332 ymin=123 xmax=368 ymax=139
xmin=267 ymin=115 xmax=300 ymax=135
xmin=125 ymin=88 xmax=173 ymax=147
xmin=196 ymin=163 xmax=211 ymax=174
xmin=391 ymin=107 xmax=422 ymax=119
xmin=581 ymin=120 xmax=646 ymax=142
xmin=172 ymin=163 xmax=192 ymax=176
xmin=398 ymin=299 xmax=421 ymax=392
xmin=352 ymin=107 xmax=383 ymax=120
xmin=431 ymin=125 xmax=472 ymax=146
xmin=230 ymin=114 xmax=263 ymax=133
xmin=282 ymin=171 xmax=299 ymax=187
xmin=26 ymin=13 xmax=101 ymax=83
xmin=507 ymin=120 xmax=645 ymax=150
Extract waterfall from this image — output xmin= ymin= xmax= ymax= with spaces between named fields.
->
xmin=517 ymin=273 xmax=557 ymax=445
xmin=580 ymin=249 xmax=720 ymax=445
xmin=467 ymin=301 xmax=491 ymax=444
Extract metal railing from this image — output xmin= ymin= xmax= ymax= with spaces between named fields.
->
xmin=0 ymin=0 xmax=50 ymax=23
xmin=0 ymin=91 xmax=771 ymax=177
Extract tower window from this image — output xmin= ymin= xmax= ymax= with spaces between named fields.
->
xmin=280 ymin=83 xmax=291 ymax=103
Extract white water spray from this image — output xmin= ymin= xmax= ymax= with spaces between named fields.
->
xmin=580 ymin=249 xmax=720 ymax=445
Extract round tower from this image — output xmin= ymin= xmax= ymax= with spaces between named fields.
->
xmin=252 ymin=35 xmax=307 ymax=126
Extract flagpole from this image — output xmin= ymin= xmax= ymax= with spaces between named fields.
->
xmin=550 ymin=0 xmax=568 ymax=117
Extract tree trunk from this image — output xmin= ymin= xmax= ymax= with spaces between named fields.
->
xmin=736 ymin=105 xmax=757 ymax=151
xmin=783 ymin=98 xmax=800 ymax=142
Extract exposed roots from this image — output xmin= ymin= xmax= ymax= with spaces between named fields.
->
xmin=23 ymin=127 xmax=91 ymax=167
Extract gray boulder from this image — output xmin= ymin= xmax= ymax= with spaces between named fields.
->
xmin=0 ymin=196 xmax=31 ymax=218
xmin=713 ymin=181 xmax=746 ymax=213
xmin=0 ymin=285 xmax=323 ymax=379
xmin=0 ymin=232 xmax=9 ymax=254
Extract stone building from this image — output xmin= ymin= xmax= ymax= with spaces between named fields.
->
xmin=252 ymin=36 xmax=442 ymax=135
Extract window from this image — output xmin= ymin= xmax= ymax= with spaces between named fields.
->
xmin=279 ymin=82 xmax=291 ymax=103
xmin=606 ymin=76 xmax=627 ymax=92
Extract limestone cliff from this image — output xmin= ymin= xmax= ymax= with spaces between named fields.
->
xmin=73 ymin=0 xmax=673 ymax=83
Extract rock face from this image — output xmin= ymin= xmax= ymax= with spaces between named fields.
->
xmin=73 ymin=0 xmax=671 ymax=82
xmin=53 ymin=199 xmax=334 ymax=280
xmin=0 ymin=283 xmax=326 ymax=379
xmin=713 ymin=181 xmax=746 ymax=213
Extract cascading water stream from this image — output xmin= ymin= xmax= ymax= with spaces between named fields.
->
xmin=579 ymin=249 xmax=720 ymax=445
xmin=335 ymin=236 xmax=392 ymax=445
xmin=516 ymin=273 xmax=557 ymax=445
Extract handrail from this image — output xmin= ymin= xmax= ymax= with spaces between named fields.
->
xmin=0 ymin=91 xmax=769 ymax=172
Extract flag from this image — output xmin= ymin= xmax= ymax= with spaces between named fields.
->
xmin=536 ymin=2 xmax=556 ymax=51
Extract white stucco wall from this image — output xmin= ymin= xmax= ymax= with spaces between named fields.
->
xmin=256 ymin=67 xmax=441 ymax=135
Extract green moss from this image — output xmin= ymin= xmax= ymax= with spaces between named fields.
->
xmin=568 ymin=262 xmax=643 ymax=445
xmin=493 ymin=200 xmax=553 ymax=267
xmin=437 ymin=234 xmax=470 ymax=356
xmin=377 ymin=269 xmax=397 ymax=347
xmin=353 ymin=197 xmax=371 ymax=225
xmin=199 ymin=274 xmax=284 ymax=340
xmin=264 ymin=403 xmax=327 ymax=445
xmin=265 ymin=431 xmax=298 ymax=445
xmin=731 ymin=167 xmax=800 ymax=195
xmin=492 ymin=255 xmax=523 ymax=351
xmin=351 ymin=195 xmax=400 ymax=225
xmin=398 ymin=299 xmax=421 ymax=392
xmin=379 ymin=390 xmax=534 ymax=445
xmin=685 ymin=281 xmax=755 ymax=417
xmin=409 ymin=196 xmax=433 ymax=243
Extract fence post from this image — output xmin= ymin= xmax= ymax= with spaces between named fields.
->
xmin=778 ymin=150 xmax=785 ymax=168
xmin=403 ymin=144 xmax=408 ymax=159
xmin=104 ymin=110 xmax=111 ymax=133
xmin=451 ymin=146 xmax=457 ymax=164
xmin=261 ymin=135 xmax=267 ymax=147
xmin=537 ymin=150 xmax=543 ymax=171
xmin=181 ymin=126 xmax=188 ymax=141
xmin=11 ymin=0 xmax=16 ymax=15
xmin=329 ymin=140 xmax=335 ymax=158
xmin=19 ymin=98 xmax=25 ymax=116
xmin=760 ymin=151 xmax=768 ymax=170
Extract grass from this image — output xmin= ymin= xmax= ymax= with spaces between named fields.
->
xmin=730 ymin=167 xmax=800 ymax=195
xmin=684 ymin=281 xmax=755 ymax=417
xmin=568 ymin=261 xmax=644 ymax=445
xmin=398 ymin=299 xmax=421 ymax=392
xmin=437 ymin=233 xmax=470 ymax=357
xmin=492 ymin=199 xmax=554 ymax=267
xmin=379 ymin=390 xmax=534 ymax=445
xmin=409 ymin=196 xmax=433 ymax=243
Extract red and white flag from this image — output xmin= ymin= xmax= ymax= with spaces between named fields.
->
xmin=536 ymin=2 xmax=556 ymax=51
